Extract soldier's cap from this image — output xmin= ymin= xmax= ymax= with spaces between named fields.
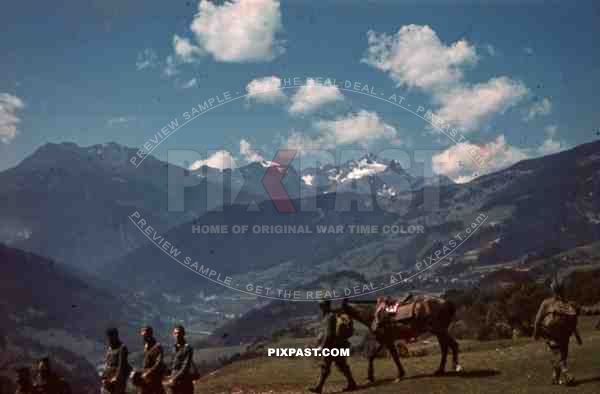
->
xmin=140 ymin=325 xmax=153 ymax=335
xmin=173 ymin=324 xmax=186 ymax=335
xmin=37 ymin=357 xmax=50 ymax=372
xmin=106 ymin=327 xmax=119 ymax=337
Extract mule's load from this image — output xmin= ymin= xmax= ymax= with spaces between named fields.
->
xmin=373 ymin=294 xmax=437 ymax=329
xmin=342 ymin=295 xmax=462 ymax=382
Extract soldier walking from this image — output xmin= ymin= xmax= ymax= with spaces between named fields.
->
xmin=164 ymin=325 xmax=195 ymax=394
xmin=32 ymin=357 xmax=71 ymax=394
xmin=101 ymin=327 xmax=131 ymax=394
xmin=533 ymin=279 xmax=582 ymax=386
xmin=308 ymin=300 xmax=357 ymax=394
xmin=135 ymin=326 xmax=166 ymax=394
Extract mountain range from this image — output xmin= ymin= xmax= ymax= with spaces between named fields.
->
xmin=101 ymin=139 xmax=600 ymax=300
xmin=1 ymin=138 xmax=600 ymax=374
xmin=0 ymin=142 xmax=448 ymax=274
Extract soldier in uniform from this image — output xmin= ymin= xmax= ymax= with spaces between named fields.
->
xmin=534 ymin=279 xmax=582 ymax=386
xmin=308 ymin=300 xmax=357 ymax=394
xmin=101 ymin=327 xmax=131 ymax=394
xmin=165 ymin=325 xmax=194 ymax=394
xmin=14 ymin=367 xmax=33 ymax=394
xmin=137 ymin=326 xmax=166 ymax=394
xmin=32 ymin=357 xmax=71 ymax=394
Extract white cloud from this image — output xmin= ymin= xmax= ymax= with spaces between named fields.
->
xmin=545 ymin=124 xmax=558 ymax=137
xmin=173 ymin=34 xmax=204 ymax=63
xmin=432 ymin=135 xmax=529 ymax=183
xmin=537 ymin=138 xmax=563 ymax=155
xmin=432 ymin=129 xmax=569 ymax=183
xmin=537 ymin=124 xmax=565 ymax=155
xmin=363 ymin=25 xmax=478 ymax=90
xmin=364 ymin=25 xmax=528 ymax=133
xmin=240 ymin=138 xmax=263 ymax=162
xmin=434 ymin=77 xmax=529 ymax=132
xmin=281 ymin=110 xmax=399 ymax=151
xmin=289 ymin=79 xmax=344 ymax=115
xmin=136 ymin=49 xmax=158 ymax=70
xmin=180 ymin=78 xmax=198 ymax=89
xmin=107 ymin=116 xmax=136 ymax=126
xmin=524 ymin=97 xmax=552 ymax=121
xmin=484 ymin=44 xmax=496 ymax=56
xmin=246 ymin=76 xmax=286 ymax=103
xmin=189 ymin=0 xmax=285 ymax=63
xmin=0 ymin=93 xmax=24 ymax=143
xmin=190 ymin=150 xmax=238 ymax=170
xmin=281 ymin=131 xmax=326 ymax=151
xmin=162 ymin=55 xmax=178 ymax=78
xmin=314 ymin=110 xmax=397 ymax=146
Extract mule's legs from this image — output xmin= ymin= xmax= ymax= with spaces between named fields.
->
xmin=386 ymin=342 xmax=406 ymax=382
xmin=446 ymin=334 xmax=462 ymax=372
xmin=367 ymin=342 xmax=383 ymax=383
xmin=434 ymin=333 xmax=449 ymax=375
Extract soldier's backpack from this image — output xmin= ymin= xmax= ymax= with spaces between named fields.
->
xmin=336 ymin=313 xmax=354 ymax=340
xmin=541 ymin=301 xmax=578 ymax=341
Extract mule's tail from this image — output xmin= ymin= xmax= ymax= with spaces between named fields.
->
xmin=446 ymin=299 xmax=457 ymax=323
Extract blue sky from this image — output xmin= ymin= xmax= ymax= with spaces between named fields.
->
xmin=1 ymin=0 xmax=599 ymax=182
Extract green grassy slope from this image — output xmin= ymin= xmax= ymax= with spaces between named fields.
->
xmin=192 ymin=317 xmax=600 ymax=394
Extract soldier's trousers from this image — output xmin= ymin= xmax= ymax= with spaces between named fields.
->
xmin=138 ymin=381 xmax=166 ymax=394
xmin=101 ymin=381 xmax=127 ymax=394
xmin=547 ymin=340 xmax=569 ymax=378
xmin=319 ymin=355 xmax=355 ymax=385
xmin=166 ymin=381 xmax=194 ymax=394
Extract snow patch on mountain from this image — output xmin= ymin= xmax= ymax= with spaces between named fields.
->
xmin=343 ymin=160 xmax=387 ymax=182
xmin=260 ymin=160 xmax=280 ymax=168
xmin=302 ymin=174 xmax=314 ymax=186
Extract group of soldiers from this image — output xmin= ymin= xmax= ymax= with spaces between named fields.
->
xmin=100 ymin=324 xmax=198 ymax=394
xmin=11 ymin=278 xmax=596 ymax=393
xmin=13 ymin=324 xmax=197 ymax=394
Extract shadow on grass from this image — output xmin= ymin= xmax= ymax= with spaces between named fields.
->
xmin=329 ymin=379 xmax=396 ymax=394
xmin=335 ymin=369 xmax=502 ymax=392
xmin=574 ymin=376 xmax=600 ymax=386
xmin=404 ymin=369 xmax=501 ymax=380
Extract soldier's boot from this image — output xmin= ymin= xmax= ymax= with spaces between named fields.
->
xmin=307 ymin=366 xmax=330 ymax=394
xmin=560 ymin=367 xmax=574 ymax=386
xmin=339 ymin=365 xmax=357 ymax=392
xmin=342 ymin=378 xmax=358 ymax=391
